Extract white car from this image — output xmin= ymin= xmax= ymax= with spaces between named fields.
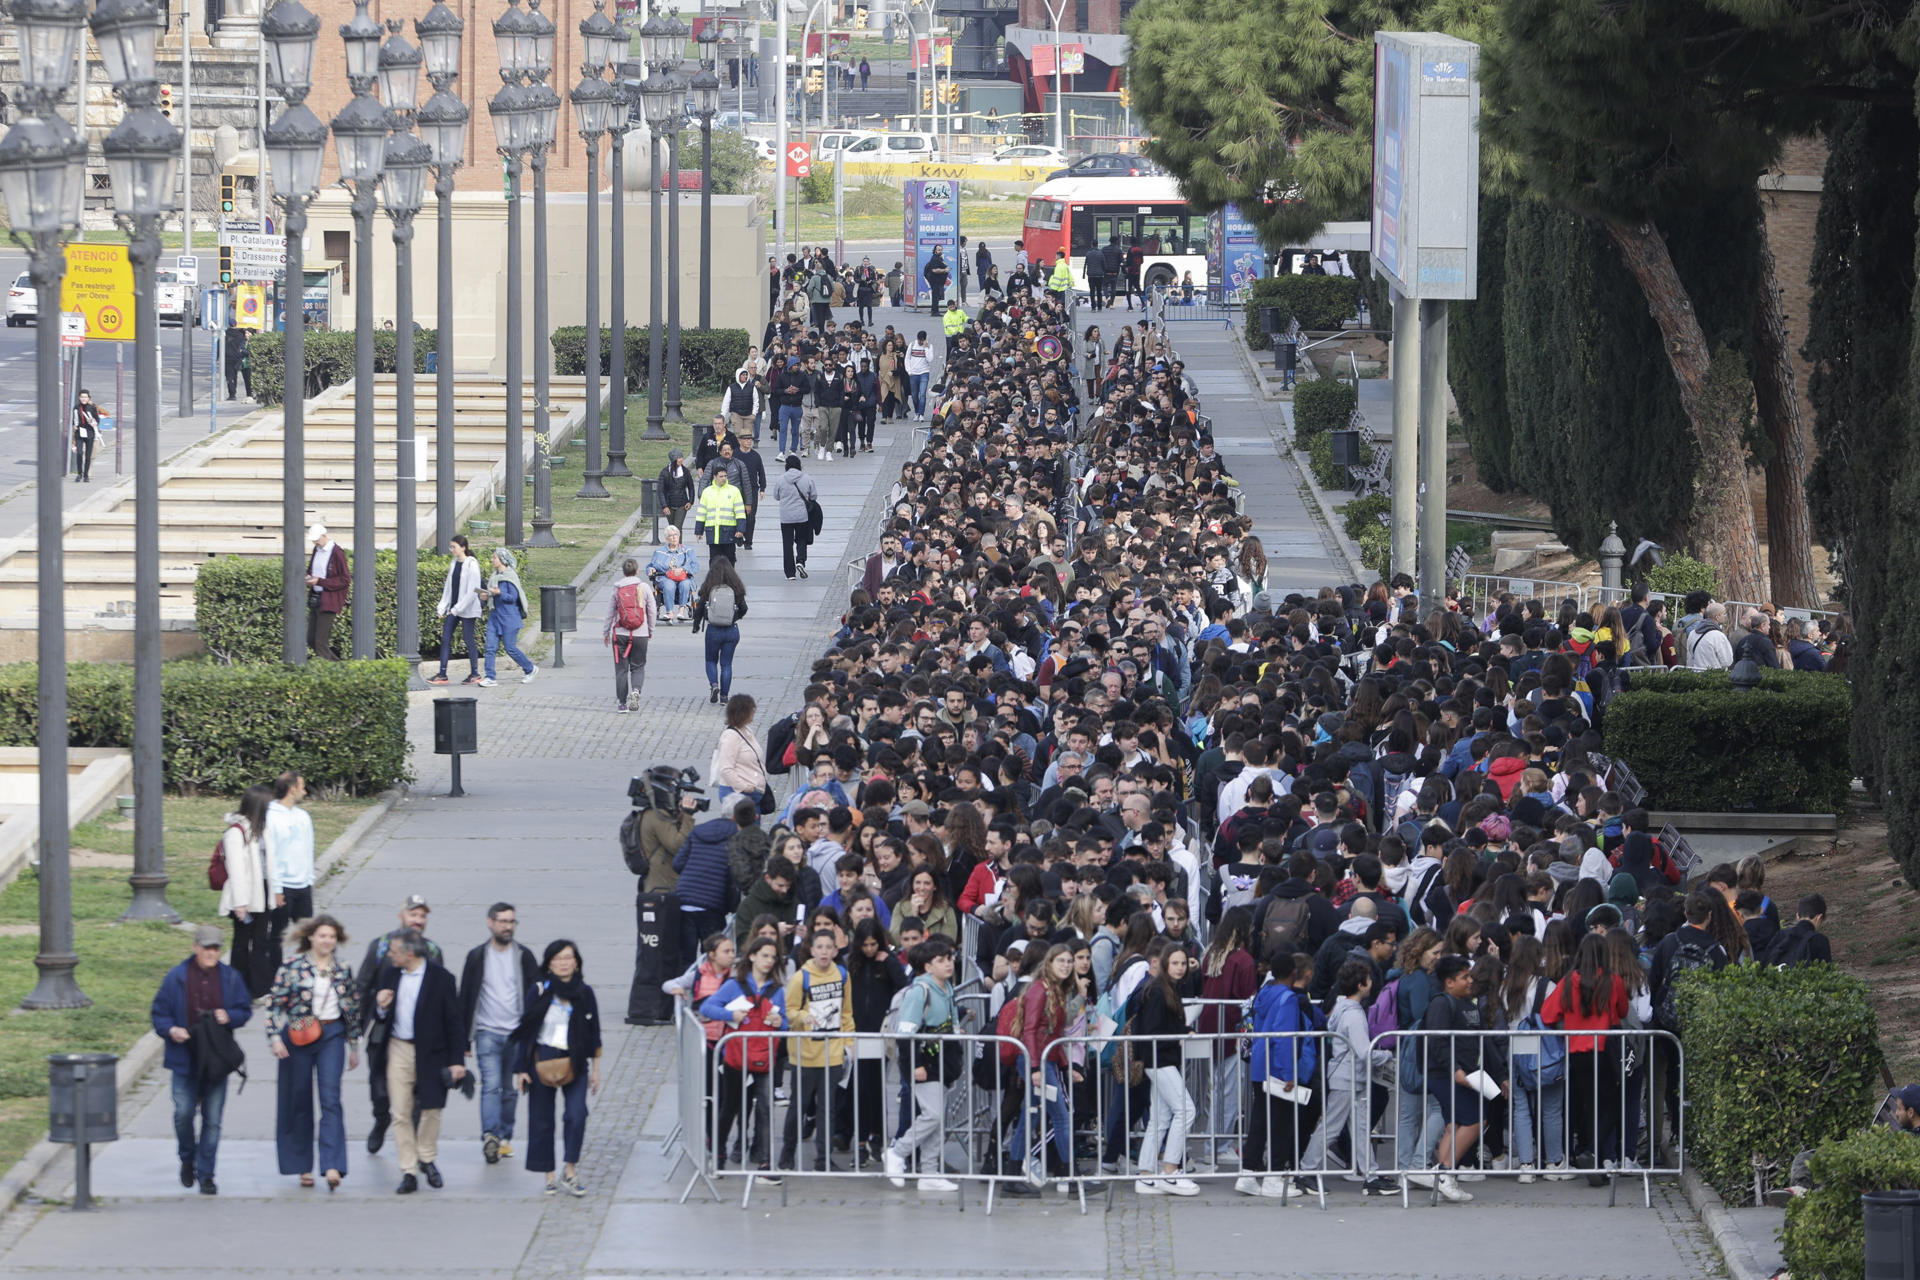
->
xmin=989 ymin=143 xmax=1067 ymax=167
xmin=154 ymin=269 xmax=190 ymax=325
xmin=5 ymin=273 xmax=35 ymax=327
xmin=841 ymin=131 xmax=938 ymax=160
xmin=747 ymin=135 xmax=777 ymax=164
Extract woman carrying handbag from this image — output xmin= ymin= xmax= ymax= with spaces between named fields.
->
xmin=267 ymin=914 xmax=362 ymax=1191
xmin=513 ymin=940 xmax=603 ymax=1196
xmin=712 ymin=694 xmax=771 ymax=812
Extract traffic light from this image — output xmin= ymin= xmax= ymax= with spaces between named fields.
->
xmin=806 ymin=68 xmax=824 ymax=94
xmin=1119 ymin=86 xmax=1131 ymax=108
xmin=220 ymin=174 xmax=235 ymax=214
xmin=921 ymin=87 xmax=933 ymax=111
xmin=217 ymin=246 xmax=233 ymax=285
xmin=158 ymin=84 xmax=173 ymax=119
xmin=854 ymin=7 xmax=867 ymax=25
xmin=943 ymin=83 xmax=959 ymax=104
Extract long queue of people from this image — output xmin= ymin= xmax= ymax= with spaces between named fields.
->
xmin=617 ymin=269 xmax=1889 ymax=1202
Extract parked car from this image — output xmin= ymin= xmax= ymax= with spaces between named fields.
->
xmin=813 ymin=130 xmax=877 ymax=160
xmin=746 ymin=135 xmax=777 ymax=164
xmin=841 ymin=131 xmax=938 ymax=160
xmin=989 ymin=143 xmax=1067 ymax=167
xmin=4 ymin=273 xmax=34 ymax=327
xmin=1047 ymin=152 xmax=1162 ymax=181
xmin=154 ymin=269 xmax=190 ymax=325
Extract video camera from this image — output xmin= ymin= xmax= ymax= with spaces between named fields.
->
xmin=627 ymin=764 xmax=709 ymax=814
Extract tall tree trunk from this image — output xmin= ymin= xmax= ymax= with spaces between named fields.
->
xmin=1604 ymin=218 xmax=1769 ymax=602
xmin=1750 ymin=223 xmax=1822 ymax=608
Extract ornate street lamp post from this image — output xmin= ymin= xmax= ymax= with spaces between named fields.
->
xmin=488 ymin=0 xmax=537 ymax=546
xmin=416 ymin=0 xmax=467 ymax=550
xmin=692 ymin=22 xmax=721 ymax=331
xmin=523 ymin=0 xmax=562 ymax=548
xmin=570 ymin=0 xmax=618 ymax=500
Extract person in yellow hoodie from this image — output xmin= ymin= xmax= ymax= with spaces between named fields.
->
xmin=776 ymin=927 xmax=853 ymax=1174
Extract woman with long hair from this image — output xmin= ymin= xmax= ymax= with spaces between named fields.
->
xmin=268 ymin=914 xmax=361 ymax=1191
xmin=1602 ymin=927 xmax=1653 ymax=1171
xmin=893 ymin=866 xmax=960 ymax=945
xmin=1542 ymin=932 xmax=1627 ymax=1174
xmin=1198 ymin=906 xmax=1258 ymax=1165
xmin=844 ymin=919 xmax=904 ymax=1164
xmin=1130 ymin=944 xmax=1201 ymax=1196
xmin=699 ymin=936 xmax=786 ymax=1176
xmin=1498 ymin=935 xmax=1570 ymax=1180
xmin=217 ymin=783 xmax=277 ymax=997
xmin=712 ymin=694 xmax=769 ymax=807
xmin=1010 ymin=943 xmax=1082 ymax=1183
xmin=1081 ymin=324 xmax=1106 ymax=402
xmin=694 ymin=558 xmax=747 ymax=702
xmin=513 ymin=939 xmax=604 ymax=1196
xmin=1235 ymin=536 xmax=1268 ymax=605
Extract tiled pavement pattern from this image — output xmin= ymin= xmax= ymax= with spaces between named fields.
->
xmin=0 ymin=302 xmax=1719 ymax=1279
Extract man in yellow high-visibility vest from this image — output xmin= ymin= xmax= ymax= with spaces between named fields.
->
xmin=694 ymin=465 xmax=746 ymax=565
xmin=1047 ymin=249 xmax=1074 ymax=306
xmin=942 ymin=300 xmax=966 ymax=359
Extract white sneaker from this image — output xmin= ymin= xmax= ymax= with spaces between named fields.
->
xmin=1403 ymin=1172 xmax=1436 ymax=1190
xmin=1233 ymin=1175 xmax=1261 ymax=1197
xmin=1457 ymin=1170 xmax=1485 ymax=1182
xmin=1518 ymin=1163 xmax=1538 ymax=1184
xmin=1259 ymin=1176 xmax=1303 ymax=1200
xmin=1436 ymin=1174 xmax=1473 ymax=1203
xmin=917 ymin=1176 xmax=959 ymax=1193
xmin=1619 ymin=1157 xmax=1644 ymax=1172
xmin=883 ymin=1147 xmax=905 ymax=1189
xmin=521 ymin=666 xmax=538 ymax=684
xmin=477 ymin=677 xmax=497 ymax=687
xmin=1213 ymin=1146 xmax=1241 ymax=1167
xmin=1545 ymin=1161 xmax=1577 ymax=1181
xmin=1133 ymin=1178 xmax=1165 ymax=1196
xmin=1160 ymin=1177 xmax=1200 ymax=1197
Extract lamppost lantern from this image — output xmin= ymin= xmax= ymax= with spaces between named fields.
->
xmin=380 ymin=129 xmax=431 ymax=218
xmin=580 ymin=0 xmax=620 ymax=74
xmin=339 ymin=0 xmax=384 ymax=93
xmin=10 ymin=0 xmax=90 ymax=103
xmin=417 ymin=89 xmax=470 ymax=170
xmin=88 ymin=0 xmax=162 ymax=97
xmin=695 ymin=16 xmax=719 ymax=69
xmin=691 ymin=66 xmax=720 ymax=120
xmin=101 ymin=109 xmax=181 ymax=218
xmin=638 ymin=13 xmax=674 ymax=69
xmin=488 ymin=79 xmax=535 ymax=155
xmin=608 ymin=68 xmax=634 ymax=132
xmin=376 ymin=21 xmax=424 ymax=114
xmin=331 ymin=90 xmax=390 ymax=184
xmin=0 ymin=118 xmax=87 ymax=236
xmin=264 ymin=102 xmax=329 ymax=200
xmin=526 ymin=0 xmax=556 ymax=81
xmin=260 ymin=0 xmax=322 ymax=104
xmin=640 ymin=67 xmax=676 ymax=128
xmin=529 ymin=81 xmax=562 ymax=149
xmin=415 ymin=0 xmax=464 ymax=87
xmin=571 ymin=74 xmax=616 ymax=140
xmin=492 ymin=0 xmax=537 ymax=81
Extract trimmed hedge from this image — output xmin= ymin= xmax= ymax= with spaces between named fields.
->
xmin=550 ymin=326 xmax=752 ymax=390
xmin=1677 ymin=963 xmax=1885 ymax=1204
xmin=1340 ymin=494 xmax=1390 ymax=541
xmin=245 ymin=329 xmax=436 ymax=407
xmin=196 ymin=550 xmax=459 ymax=665
xmin=1783 ymin=1126 xmax=1920 ymax=1280
xmin=1645 ymin=551 xmax=1722 ymax=597
xmin=1293 ymin=378 xmax=1357 ymax=442
xmin=0 ymin=661 xmax=410 ymax=794
xmin=1244 ymin=274 xmax=1365 ymax=348
xmin=1602 ymin=669 xmax=1853 ymax=814
xmin=1306 ymin=428 xmax=1372 ymax=491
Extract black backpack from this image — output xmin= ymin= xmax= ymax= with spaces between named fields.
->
xmin=1766 ymin=924 xmax=1819 ymax=969
xmin=1656 ymin=937 xmax=1718 ymax=1031
xmin=189 ymin=1011 xmax=247 ymax=1091
xmin=619 ymin=809 xmax=648 ymax=876
xmin=1259 ymin=896 xmax=1312 ymax=961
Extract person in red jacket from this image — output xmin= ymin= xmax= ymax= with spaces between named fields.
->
xmin=304 ymin=524 xmax=351 ymax=660
xmin=1542 ymin=932 xmax=1627 ymax=1173
xmin=1003 ymin=943 xmax=1080 ymax=1193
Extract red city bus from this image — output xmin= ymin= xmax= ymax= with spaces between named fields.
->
xmin=1020 ymin=175 xmax=1211 ymax=293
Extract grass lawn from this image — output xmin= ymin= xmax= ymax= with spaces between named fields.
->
xmin=0 ymin=794 xmax=376 ymax=1174
xmin=508 ymin=391 xmax=719 ymax=647
xmin=792 ymin=199 xmax=1027 ymax=245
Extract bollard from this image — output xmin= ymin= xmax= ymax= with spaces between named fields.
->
xmin=432 ymin=696 xmax=478 ymax=797
xmin=540 ymin=584 xmax=578 ymax=669
xmin=48 ymin=1052 xmax=119 ymax=1211
xmin=1863 ymin=1189 xmax=1920 ymax=1280
xmin=641 ymin=476 xmax=662 ymax=545
xmin=1598 ymin=521 xmax=1626 ymax=592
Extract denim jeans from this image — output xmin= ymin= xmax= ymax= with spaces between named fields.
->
xmin=526 ymin=1068 xmax=592 ymax=1172
xmin=777 ymin=404 xmax=803 ymax=454
xmin=484 ymin=614 xmax=533 ymax=679
xmin=438 ymin=615 xmax=479 ymax=677
xmin=1393 ymin=1055 xmax=1444 ymax=1171
xmin=1514 ymin=1077 xmax=1567 ymax=1166
xmin=172 ymin=1071 xmax=229 ymax=1180
xmin=1009 ymin=1061 xmax=1072 ymax=1171
xmin=704 ymin=623 xmax=740 ymax=695
xmin=473 ymin=1028 xmax=519 ymax=1141
xmin=276 ymin=1019 xmax=348 ymax=1176
xmin=660 ymin=576 xmax=692 ymax=613
xmin=908 ymin=372 xmax=929 ymax=417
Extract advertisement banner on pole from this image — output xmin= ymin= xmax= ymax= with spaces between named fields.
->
xmin=1059 ymin=43 xmax=1084 ymax=74
xmin=60 ymin=243 xmax=135 ymax=342
xmin=1208 ymin=204 xmax=1265 ymax=302
xmin=1031 ymin=43 xmax=1054 ymax=77
xmin=902 ymin=178 xmax=959 ymax=309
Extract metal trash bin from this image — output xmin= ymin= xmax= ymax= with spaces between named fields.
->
xmin=432 ymin=696 xmax=478 ymax=797
xmin=540 ymin=584 xmax=578 ymax=669
xmin=49 ymin=1052 xmax=119 ymax=1211
xmin=1330 ymin=429 xmax=1363 ymax=469
xmin=1864 ymin=1189 xmax=1920 ymax=1280
xmin=640 ymin=476 xmax=661 ymax=544
xmin=1260 ymin=306 xmax=1286 ymax=345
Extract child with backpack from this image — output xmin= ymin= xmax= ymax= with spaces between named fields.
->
xmin=1496 ymin=936 xmax=1573 ymax=1181
xmin=1235 ymin=950 xmax=1322 ymax=1199
xmin=699 ymin=936 xmax=787 ymax=1177
xmin=776 ymin=928 xmax=854 ymax=1176
xmin=884 ymin=937 xmax=961 ymax=1192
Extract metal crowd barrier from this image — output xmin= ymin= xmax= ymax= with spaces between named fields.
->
xmin=1144 ymin=283 xmax=1238 ymax=329
xmin=665 ymin=1001 xmax=1687 ymax=1214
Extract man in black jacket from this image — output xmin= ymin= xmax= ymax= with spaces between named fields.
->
xmin=735 ymin=435 xmax=767 ymax=549
xmin=458 ymin=903 xmax=540 ymax=1165
xmin=1254 ymin=851 xmax=1341 ymax=955
xmin=357 ymin=894 xmax=443 ymax=1156
xmin=375 ymin=928 xmax=466 ymax=1194
xmin=657 ymin=450 xmax=697 ymax=532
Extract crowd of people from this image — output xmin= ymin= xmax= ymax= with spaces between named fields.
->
xmin=605 ymin=255 xmax=1894 ymax=1201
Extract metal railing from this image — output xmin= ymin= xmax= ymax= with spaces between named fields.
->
xmin=1145 ymin=283 xmax=1237 ymax=329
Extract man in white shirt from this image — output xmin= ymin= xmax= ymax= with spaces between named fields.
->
xmin=265 ymin=771 xmax=315 ymax=955
xmin=458 ymin=903 xmax=540 ymax=1165
xmin=903 ymin=333 xmax=933 ymax=420
xmin=375 ymin=928 xmax=464 ymax=1194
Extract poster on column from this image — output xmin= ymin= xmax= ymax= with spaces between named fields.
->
xmin=902 ymin=179 xmax=958 ymax=310
xmin=1207 ymin=204 xmax=1264 ymax=302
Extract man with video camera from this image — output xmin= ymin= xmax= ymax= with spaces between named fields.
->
xmin=621 ymin=767 xmax=707 ymax=1025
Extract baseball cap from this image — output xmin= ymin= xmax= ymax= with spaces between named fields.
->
xmin=902 ymin=799 xmax=931 ymax=818
xmin=307 ymin=524 xmax=327 ymax=542
xmin=1896 ymin=1084 xmax=1920 ymax=1112
xmin=403 ymin=893 xmax=431 ymax=912
xmin=193 ymin=924 xmax=224 ymax=948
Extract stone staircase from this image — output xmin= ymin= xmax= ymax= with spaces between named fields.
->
xmin=0 ymin=375 xmax=594 ymax=623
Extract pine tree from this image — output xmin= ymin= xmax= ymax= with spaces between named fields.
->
xmin=1449 ymin=193 xmax=1512 ymax=491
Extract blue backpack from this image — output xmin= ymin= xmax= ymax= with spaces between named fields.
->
xmin=1512 ymin=983 xmax=1567 ymax=1088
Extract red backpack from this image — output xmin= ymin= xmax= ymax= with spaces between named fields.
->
xmin=614 ymin=581 xmax=650 ymax=633
xmin=207 ymin=821 xmax=245 ymax=891
xmin=721 ymin=990 xmax=777 ymax=1073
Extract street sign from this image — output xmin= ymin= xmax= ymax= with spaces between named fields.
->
xmin=59 ymin=311 xmax=86 ymax=349
xmin=201 ymin=287 xmax=229 ymax=332
xmin=60 ymin=243 xmax=135 ymax=343
xmin=786 ymin=142 xmax=812 ymax=177
xmin=175 ymin=254 xmax=199 ymax=285
xmin=218 ymin=233 xmax=284 ymax=282
xmin=232 ymin=282 xmax=268 ymax=330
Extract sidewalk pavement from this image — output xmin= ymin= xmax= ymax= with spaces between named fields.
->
xmin=0 ymin=301 xmax=1725 ymax=1280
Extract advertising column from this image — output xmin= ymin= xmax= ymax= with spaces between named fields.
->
xmin=902 ymin=178 xmax=959 ymax=311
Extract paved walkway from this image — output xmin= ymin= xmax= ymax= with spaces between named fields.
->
xmin=0 ymin=300 xmax=1721 ymax=1280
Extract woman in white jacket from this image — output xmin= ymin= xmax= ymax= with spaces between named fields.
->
xmin=217 ymin=784 xmax=276 ymax=997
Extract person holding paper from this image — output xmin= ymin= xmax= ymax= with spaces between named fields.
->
xmin=1420 ymin=955 xmax=1506 ymax=1203
xmin=777 ymin=928 xmax=854 ymax=1176
xmin=699 ymin=937 xmax=787 ymax=1180
xmin=1298 ymin=959 xmax=1396 ymax=1197
xmin=1236 ymin=950 xmax=1320 ymax=1200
